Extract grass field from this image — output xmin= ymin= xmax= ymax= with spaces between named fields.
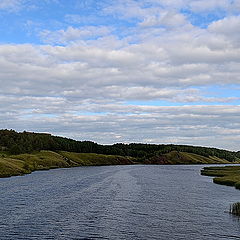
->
xmin=0 ymin=151 xmax=70 ymax=178
xmin=0 ymin=151 xmax=134 ymax=178
xmin=201 ymin=166 xmax=240 ymax=189
xmin=0 ymin=157 xmax=28 ymax=177
xmin=0 ymin=150 xmax=237 ymax=178
xmin=59 ymin=151 xmax=134 ymax=166
xmin=146 ymin=151 xmax=231 ymax=165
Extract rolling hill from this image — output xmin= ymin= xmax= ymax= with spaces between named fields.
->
xmin=0 ymin=129 xmax=239 ymax=178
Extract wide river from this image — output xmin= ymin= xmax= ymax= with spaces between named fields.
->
xmin=0 ymin=165 xmax=240 ymax=240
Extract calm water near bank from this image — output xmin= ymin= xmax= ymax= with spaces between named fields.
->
xmin=0 ymin=165 xmax=240 ymax=240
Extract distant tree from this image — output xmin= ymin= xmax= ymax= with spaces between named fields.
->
xmin=9 ymin=144 xmax=22 ymax=155
xmin=0 ymin=129 xmax=239 ymax=162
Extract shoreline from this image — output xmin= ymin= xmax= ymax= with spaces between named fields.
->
xmin=1 ymin=150 xmax=236 ymax=179
xmin=201 ymin=166 xmax=240 ymax=190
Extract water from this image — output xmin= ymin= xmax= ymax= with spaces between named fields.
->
xmin=0 ymin=165 xmax=240 ymax=240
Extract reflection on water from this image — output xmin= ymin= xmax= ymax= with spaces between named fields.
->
xmin=0 ymin=165 xmax=240 ymax=240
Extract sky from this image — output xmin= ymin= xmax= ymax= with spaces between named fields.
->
xmin=0 ymin=0 xmax=240 ymax=150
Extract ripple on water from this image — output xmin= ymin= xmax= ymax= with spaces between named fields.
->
xmin=0 ymin=165 xmax=240 ymax=239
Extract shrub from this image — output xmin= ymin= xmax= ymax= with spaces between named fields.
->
xmin=230 ymin=202 xmax=240 ymax=216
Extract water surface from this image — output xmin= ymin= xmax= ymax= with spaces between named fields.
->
xmin=0 ymin=165 xmax=240 ymax=239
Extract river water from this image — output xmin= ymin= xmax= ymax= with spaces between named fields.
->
xmin=0 ymin=165 xmax=240 ymax=240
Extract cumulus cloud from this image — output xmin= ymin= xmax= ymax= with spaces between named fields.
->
xmin=208 ymin=16 xmax=240 ymax=46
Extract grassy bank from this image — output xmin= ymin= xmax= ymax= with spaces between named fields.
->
xmin=201 ymin=166 xmax=240 ymax=189
xmin=0 ymin=151 xmax=134 ymax=178
xmin=59 ymin=151 xmax=134 ymax=166
xmin=201 ymin=166 xmax=240 ymax=216
xmin=145 ymin=151 xmax=231 ymax=165
xmin=0 ymin=150 xmax=236 ymax=178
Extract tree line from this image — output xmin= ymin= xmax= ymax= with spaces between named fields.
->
xmin=0 ymin=129 xmax=239 ymax=162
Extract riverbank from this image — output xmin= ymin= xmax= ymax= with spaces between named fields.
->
xmin=0 ymin=150 xmax=236 ymax=178
xmin=0 ymin=151 xmax=134 ymax=178
xmin=201 ymin=166 xmax=240 ymax=189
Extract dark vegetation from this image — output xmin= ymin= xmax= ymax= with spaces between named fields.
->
xmin=0 ymin=129 xmax=239 ymax=178
xmin=230 ymin=202 xmax=240 ymax=216
xmin=1 ymin=129 xmax=239 ymax=162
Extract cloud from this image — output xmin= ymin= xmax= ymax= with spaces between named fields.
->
xmin=189 ymin=0 xmax=229 ymax=12
xmin=1 ymin=0 xmax=240 ymax=150
xmin=1 ymin=103 xmax=240 ymax=150
xmin=0 ymin=0 xmax=59 ymax=12
xmin=40 ymin=26 xmax=113 ymax=45
xmin=139 ymin=11 xmax=187 ymax=28
xmin=64 ymin=14 xmax=86 ymax=24
xmin=64 ymin=14 xmax=99 ymax=25
xmin=0 ymin=33 xmax=240 ymax=99
xmin=103 ymin=0 xmax=237 ymax=20
xmin=0 ymin=0 xmax=23 ymax=11
xmin=208 ymin=15 xmax=240 ymax=46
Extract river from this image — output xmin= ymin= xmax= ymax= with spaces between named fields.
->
xmin=0 ymin=165 xmax=240 ymax=240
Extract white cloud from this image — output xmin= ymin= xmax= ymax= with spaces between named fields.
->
xmin=1 ymin=103 xmax=240 ymax=150
xmin=40 ymin=26 xmax=112 ymax=45
xmin=0 ymin=0 xmax=23 ymax=11
xmin=189 ymin=0 xmax=229 ymax=12
xmin=208 ymin=16 xmax=240 ymax=46
xmin=0 ymin=35 xmax=240 ymax=98
xmin=103 ymin=0 xmax=238 ymax=21
xmin=139 ymin=11 xmax=187 ymax=28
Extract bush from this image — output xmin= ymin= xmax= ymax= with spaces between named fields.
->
xmin=230 ymin=202 xmax=240 ymax=216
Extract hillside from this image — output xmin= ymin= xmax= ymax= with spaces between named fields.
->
xmin=0 ymin=129 xmax=239 ymax=178
xmin=0 ymin=149 xmax=235 ymax=178
xmin=0 ymin=150 xmax=232 ymax=178
xmin=143 ymin=151 xmax=231 ymax=165
xmin=0 ymin=151 xmax=134 ymax=178
xmin=1 ymin=129 xmax=239 ymax=162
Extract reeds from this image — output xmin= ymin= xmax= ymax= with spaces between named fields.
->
xmin=230 ymin=202 xmax=240 ymax=216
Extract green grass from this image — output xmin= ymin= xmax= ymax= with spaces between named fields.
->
xmin=0 ymin=151 xmax=134 ymax=178
xmin=201 ymin=166 xmax=240 ymax=189
xmin=11 ymin=151 xmax=70 ymax=170
xmin=147 ymin=151 xmax=231 ymax=165
xmin=0 ymin=149 xmax=235 ymax=178
xmin=0 ymin=157 xmax=29 ymax=177
xmin=0 ymin=151 xmax=71 ymax=178
xmin=59 ymin=151 xmax=134 ymax=166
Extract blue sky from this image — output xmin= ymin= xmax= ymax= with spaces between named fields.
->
xmin=0 ymin=0 xmax=240 ymax=150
